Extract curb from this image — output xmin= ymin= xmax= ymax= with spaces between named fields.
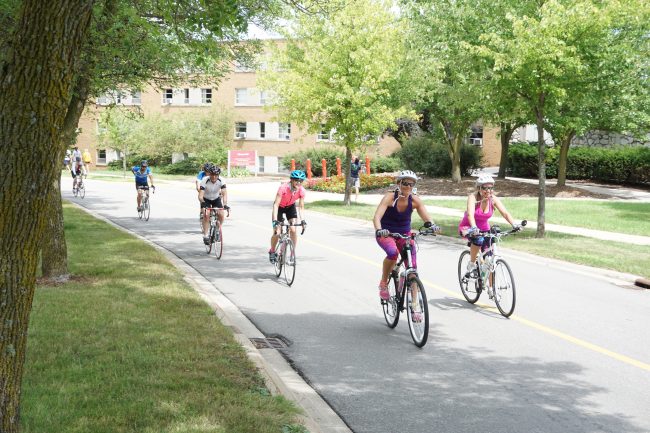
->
xmin=68 ymin=201 xmax=352 ymax=433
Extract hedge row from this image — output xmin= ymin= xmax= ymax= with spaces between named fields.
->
xmin=281 ymin=147 xmax=400 ymax=176
xmin=507 ymin=143 xmax=650 ymax=185
xmin=305 ymin=174 xmax=394 ymax=193
xmin=395 ymin=134 xmax=482 ymax=177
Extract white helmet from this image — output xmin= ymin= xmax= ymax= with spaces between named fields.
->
xmin=476 ymin=174 xmax=495 ymax=186
xmin=396 ymin=170 xmax=418 ymax=182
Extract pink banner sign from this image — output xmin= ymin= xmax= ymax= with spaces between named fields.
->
xmin=228 ymin=150 xmax=256 ymax=166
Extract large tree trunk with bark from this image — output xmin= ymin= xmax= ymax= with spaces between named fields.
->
xmin=535 ymin=98 xmax=547 ymax=238
xmin=41 ymin=74 xmax=92 ymax=279
xmin=343 ymin=146 xmax=353 ymax=205
xmin=556 ymin=131 xmax=575 ymax=187
xmin=0 ymin=1 xmax=93 ymax=431
xmin=497 ymin=122 xmax=517 ymax=179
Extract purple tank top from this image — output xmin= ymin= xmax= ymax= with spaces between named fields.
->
xmin=381 ymin=191 xmax=413 ymax=234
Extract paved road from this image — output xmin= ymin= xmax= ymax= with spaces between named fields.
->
xmin=65 ymin=178 xmax=650 ymax=433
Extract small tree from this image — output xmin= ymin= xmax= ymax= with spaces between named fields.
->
xmin=261 ymin=0 xmax=412 ymax=204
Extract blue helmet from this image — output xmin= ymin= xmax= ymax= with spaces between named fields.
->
xmin=290 ymin=170 xmax=306 ymax=180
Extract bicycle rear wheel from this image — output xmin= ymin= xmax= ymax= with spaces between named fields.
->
xmin=274 ymin=242 xmax=283 ymax=277
xmin=283 ymin=239 xmax=296 ymax=286
xmin=79 ymin=184 xmax=85 ymax=198
xmin=143 ymin=196 xmax=150 ymax=221
xmin=214 ymin=223 xmax=223 ymax=259
xmin=73 ymin=186 xmax=78 ymax=197
xmin=406 ymin=276 xmax=429 ymax=348
xmin=381 ymin=272 xmax=400 ymax=328
xmin=458 ymin=250 xmax=481 ymax=304
xmin=493 ymin=258 xmax=516 ymax=317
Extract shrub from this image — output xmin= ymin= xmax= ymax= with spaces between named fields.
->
xmin=281 ymin=147 xmax=345 ymax=177
xmin=370 ymin=155 xmax=401 ymax=173
xmin=157 ymin=157 xmax=202 ymax=175
xmin=396 ymin=134 xmax=481 ymax=177
xmin=305 ymin=174 xmax=394 ymax=193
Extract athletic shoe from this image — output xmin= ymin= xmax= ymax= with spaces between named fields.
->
xmin=378 ymin=281 xmax=389 ymax=300
xmin=203 ymin=236 xmax=210 ymax=245
xmin=269 ymin=251 xmax=277 ymax=264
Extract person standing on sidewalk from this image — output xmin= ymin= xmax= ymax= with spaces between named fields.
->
xmin=350 ymin=156 xmax=361 ymax=202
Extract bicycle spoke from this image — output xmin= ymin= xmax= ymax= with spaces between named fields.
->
xmin=382 ymin=272 xmax=400 ymax=328
xmin=406 ymin=276 xmax=429 ymax=347
xmin=493 ymin=259 xmax=516 ymax=317
xmin=283 ymin=239 xmax=296 ymax=286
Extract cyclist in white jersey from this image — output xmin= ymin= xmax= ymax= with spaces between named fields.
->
xmin=199 ymin=166 xmax=229 ymax=244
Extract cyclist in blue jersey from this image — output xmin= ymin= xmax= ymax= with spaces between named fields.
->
xmin=132 ymin=160 xmax=155 ymax=212
xmin=196 ymin=162 xmax=213 ymax=219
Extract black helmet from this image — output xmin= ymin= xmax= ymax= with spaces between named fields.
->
xmin=141 ymin=160 xmax=148 ymax=167
xmin=210 ymin=166 xmax=221 ymax=175
xmin=203 ymin=162 xmax=213 ymax=172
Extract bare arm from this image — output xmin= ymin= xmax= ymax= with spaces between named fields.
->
xmin=221 ymin=187 xmax=228 ymax=207
xmin=272 ymin=192 xmax=282 ymax=221
xmin=412 ymin=195 xmax=433 ymax=225
xmin=466 ymin=194 xmax=477 ymax=227
xmin=373 ymin=193 xmax=393 ymax=230
xmin=492 ymin=195 xmax=516 ymax=226
xmin=297 ymin=197 xmax=305 ymax=221
xmin=198 ymin=189 xmax=205 ymax=202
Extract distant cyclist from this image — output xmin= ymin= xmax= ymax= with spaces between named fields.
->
xmin=199 ymin=165 xmax=229 ymax=245
xmin=196 ymin=162 xmax=213 ymax=219
xmin=132 ymin=160 xmax=155 ymax=212
xmin=70 ymin=157 xmax=86 ymax=192
xmin=458 ymin=174 xmax=521 ymax=273
xmin=269 ymin=170 xmax=307 ymax=263
xmin=373 ymin=170 xmax=439 ymax=300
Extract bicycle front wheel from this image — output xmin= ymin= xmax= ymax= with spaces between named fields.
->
xmin=283 ymin=239 xmax=296 ymax=286
xmin=79 ymin=185 xmax=85 ymax=199
xmin=214 ymin=223 xmax=223 ymax=259
xmin=204 ymin=225 xmax=213 ymax=254
xmin=493 ymin=258 xmax=516 ymax=317
xmin=458 ymin=250 xmax=481 ymax=304
xmin=143 ymin=196 xmax=150 ymax=221
xmin=274 ymin=242 xmax=283 ymax=277
xmin=73 ymin=186 xmax=78 ymax=197
xmin=406 ymin=276 xmax=429 ymax=348
xmin=381 ymin=272 xmax=400 ymax=329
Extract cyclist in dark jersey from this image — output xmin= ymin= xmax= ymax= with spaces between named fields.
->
xmin=373 ymin=170 xmax=439 ymax=301
xmin=131 ymin=160 xmax=155 ymax=212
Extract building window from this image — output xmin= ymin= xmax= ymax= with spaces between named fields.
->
xmin=162 ymin=88 xmax=173 ymax=104
xmin=279 ymin=123 xmax=291 ymax=140
xmin=235 ymin=122 xmax=247 ymax=139
xmin=132 ymin=91 xmax=141 ymax=105
xmin=260 ymin=122 xmax=266 ymax=139
xmin=317 ymin=125 xmax=333 ymax=141
xmin=259 ymin=91 xmax=267 ymax=105
xmin=235 ymin=88 xmax=247 ymax=105
xmin=96 ymin=120 xmax=107 ymax=135
xmin=97 ymin=94 xmax=110 ymax=105
xmin=201 ymin=88 xmax=212 ymax=104
xmin=116 ymin=92 xmax=122 ymax=104
xmin=469 ymin=125 xmax=483 ymax=146
xmin=97 ymin=149 xmax=107 ymax=165
xmin=183 ymin=88 xmax=190 ymax=104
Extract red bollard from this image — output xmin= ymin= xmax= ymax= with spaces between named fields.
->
xmin=322 ymin=158 xmax=327 ymax=179
xmin=365 ymin=156 xmax=371 ymax=175
xmin=306 ymin=159 xmax=312 ymax=180
xmin=336 ymin=158 xmax=341 ymax=176
xmin=291 ymin=159 xmax=296 ymax=171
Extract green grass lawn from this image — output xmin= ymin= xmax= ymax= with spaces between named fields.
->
xmin=24 ymin=203 xmax=306 ymax=433
xmin=423 ymin=197 xmax=650 ymax=236
xmin=306 ymin=200 xmax=650 ymax=279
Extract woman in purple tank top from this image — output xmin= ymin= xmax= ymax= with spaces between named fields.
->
xmin=373 ymin=170 xmax=438 ymax=301
xmin=458 ymin=174 xmax=520 ymax=268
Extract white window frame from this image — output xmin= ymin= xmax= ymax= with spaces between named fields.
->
xmin=260 ymin=122 xmax=266 ymax=139
xmin=183 ymin=88 xmax=190 ymax=104
xmin=162 ymin=88 xmax=173 ymax=104
xmin=235 ymin=88 xmax=247 ymax=105
xmin=235 ymin=122 xmax=247 ymax=139
xmin=278 ymin=123 xmax=291 ymax=140
xmin=201 ymin=88 xmax=212 ymax=104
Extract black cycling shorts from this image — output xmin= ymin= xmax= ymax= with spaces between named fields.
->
xmin=201 ymin=197 xmax=223 ymax=209
xmin=277 ymin=204 xmax=298 ymax=222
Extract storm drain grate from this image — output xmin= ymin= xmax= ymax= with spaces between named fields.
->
xmin=250 ymin=336 xmax=290 ymax=349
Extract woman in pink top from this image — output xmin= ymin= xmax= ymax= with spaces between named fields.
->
xmin=458 ymin=174 xmax=520 ymax=269
xmin=269 ymin=170 xmax=307 ymax=263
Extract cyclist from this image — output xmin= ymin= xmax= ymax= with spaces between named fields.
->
xmin=196 ymin=162 xmax=213 ymax=219
xmin=199 ymin=165 xmax=229 ymax=245
xmin=269 ymin=170 xmax=307 ymax=263
xmin=70 ymin=157 xmax=86 ymax=192
xmin=373 ymin=170 xmax=439 ymax=301
xmin=132 ymin=160 xmax=155 ymax=212
xmin=458 ymin=174 xmax=521 ymax=273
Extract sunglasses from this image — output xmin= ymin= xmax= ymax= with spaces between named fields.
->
xmin=401 ymin=181 xmax=416 ymax=187
xmin=292 ymin=179 xmax=304 ymax=183
xmin=481 ymin=186 xmax=494 ymax=191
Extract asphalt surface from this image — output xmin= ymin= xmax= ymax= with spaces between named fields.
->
xmin=65 ymin=178 xmax=650 ymax=433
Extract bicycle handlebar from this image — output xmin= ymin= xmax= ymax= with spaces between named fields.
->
xmin=277 ymin=221 xmax=306 ymax=235
xmin=388 ymin=227 xmax=437 ymax=240
xmin=204 ymin=207 xmax=230 ymax=217
xmin=472 ymin=220 xmax=527 ymax=238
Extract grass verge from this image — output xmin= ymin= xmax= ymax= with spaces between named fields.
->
xmin=306 ymin=200 xmax=650 ymax=279
xmin=423 ymin=197 xmax=650 ymax=236
xmin=23 ymin=203 xmax=306 ymax=433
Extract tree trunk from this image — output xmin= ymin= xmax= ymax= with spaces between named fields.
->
xmin=535 ymin=99 xmax=546 ymax=238
xmin=497 ymin=122 xmax=516 ymax=179
xmin=0 ymin=1 xmax=93 ymax=431
xmin=343 ymin=146 xmax=353 ymax=205
xmin=450 ymin=136 xmax=462 ymax=182
xmin=556 ymin=131 xmax=575 ymax=187
xmin=41 ymin=74 xmax=92 ymax=278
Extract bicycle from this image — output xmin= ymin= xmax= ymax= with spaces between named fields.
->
xmin=137 ymin=185 xmax=154 ymax=221
xmin=72 ymin=176 xmax=85 ymax=199
xmin=272 ymin=221 xmax=306 ymax=287
xmin=203 ymin=206 xmax=230 ymax=259
xmin=457 ymin=220 xmax=527 ymax=317
xmin=381 ymin=226 xmax=438 ymax=348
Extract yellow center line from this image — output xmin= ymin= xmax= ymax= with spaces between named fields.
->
xmin=238 ymin=218 xmax=650 ymax=372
